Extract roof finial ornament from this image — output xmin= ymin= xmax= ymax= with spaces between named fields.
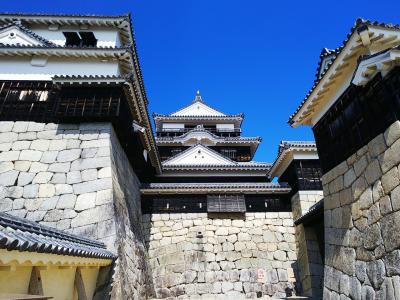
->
xmin=193 ymin=90 xmax=203 ymax=103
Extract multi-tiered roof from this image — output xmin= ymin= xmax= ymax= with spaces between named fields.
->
xmin=153 ymin=91 xmax=270 ymax=178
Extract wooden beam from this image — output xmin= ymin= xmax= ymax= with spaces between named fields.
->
xmin=28 ymin=267 xmax=44 ymax=296
xmin=378 ymin=35 xmax=397 ymax=45
xmin=370 ymin=33 xmax=384 ymax=43
xmin=74 ymin=267 xmax=88 ymax=300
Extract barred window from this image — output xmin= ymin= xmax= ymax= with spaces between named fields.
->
xmin=207 ymin=194 xmax=246 ymax=213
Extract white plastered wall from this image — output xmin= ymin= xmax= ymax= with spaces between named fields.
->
xmin=0 ymin=57 xmax=120 ymax=80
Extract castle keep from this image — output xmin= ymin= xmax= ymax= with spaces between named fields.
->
xmin=0 ymin=12 xmax=399 ymax=300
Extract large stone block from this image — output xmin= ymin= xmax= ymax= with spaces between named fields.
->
xmin=0 ymin=132 xmax=18 ymax=143
xmin=32 ymin=172 xmax=53 ymax=184
xmin=0 ymin=162 xmax=13 ymax=174
xmin=38 ymin=184 xmax=55 ymax=198
xmin=364 ymin=159 xmax=382 ymax=185
xmin=12 ymin=141 xmax=31 ymax=151
xmin=381 ymin=210 xmax=400 ymax=252
xmin=0 ymin=122 xmax=14 ymax=133
xmin=0 ymin=170 xmax=19 ymax=186
xmin=75 ymin=192 xmax=96 ymax=211
xmin=70 ymin=203 xmax=114 ymax=228
xmin=384 ymin=250 xmax=400 ymax=276
xmin=0 ymin=151 xmax=20 ymax=162
xmin=366 ymin=260 xmax=385 ymax=289
xmin=56 ymin=149 xmax=81 ymax=162
xmin=359 ymin=187 xmax=373 ymax=210
xmin=70 ymin=157 xmax=110 ymax=171
xmin=30 ymin=139 xmax=50 ymax=151
xmin=368 ymin=134 xmax=387 ymax=158
xmin=384 ymin=120 xmax=400 ymax=147
xmin=72 ymin=178 xmax=112 ymax=194
xmin=19 ymin=150 xmax=42 ymax=162
xmin=379 ymin=138 xmax=400 ymax=173
xmin=56 ymin=194 xmax=76 ymax=209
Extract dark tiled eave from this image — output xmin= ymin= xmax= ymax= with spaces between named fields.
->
xmin=142 ymin=182 xmax=290 ymax=190
xmin=277 ymin=141 xmax=317 ymax=156
xmin=0 ymin=212 xmax=115 ymax=260
xmin=0 ymin=12 xmax=129 ymax=23
xmin=153 ymin=113 xmax=244 ymax=119
xmin=294 ymin=199 xmax=324 ymax=225
xmin=162 ymin=163 xmax=271 ymax=171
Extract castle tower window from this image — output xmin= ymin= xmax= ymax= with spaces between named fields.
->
xmin=220 ymin=149 xmax=237 ymax=159
xmin=63 ymin=31 xmax=97 ymax=47
xmin=79 ymin=31 xmax=97 ymax=47
xmin=63 ymin=32 xmax=81 ymax=46
xmin=207 ymin=194 xmax=246 ymax=213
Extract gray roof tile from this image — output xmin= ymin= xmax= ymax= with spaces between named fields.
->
xmin=0 ymin=212 xmax=114 ymax=260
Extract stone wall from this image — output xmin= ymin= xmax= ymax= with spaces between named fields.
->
xmin=322 ymin=120 xmax=400 ymax=299
xmin=142 ymin=212 xmax=298 ymax=299
xmin=291 ymin=191 xmax=324 ymax=298
xmin=0 ymin=121 xmax=153 ymax=299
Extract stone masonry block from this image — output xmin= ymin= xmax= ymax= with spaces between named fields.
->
xmin=19 ymin=150 xmax=42 ymax=162
xmin=72 ymin=178 xmax=112 ymax=194
xmin=56 ymin=149 xmax=81 ymax=162
xmin=384 ymin=120 xmax=400 ymax=147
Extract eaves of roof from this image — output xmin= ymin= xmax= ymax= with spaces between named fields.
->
xmin=0 ymin=212 xmax=115 ymax=260
xmin=269 ymin=141 xmax=318 ymax=178
xmin=294 ymin=199 xmax=324 ymax=225
xmin=141 ymin=182 xmax=291 ymax=194
xmin=51 ymin=74 xmax=162 ymax=173
xmin=153 ymin=113 xmax=244 ymax=119
xmin=289 ymin=18 xmax=400 ymax=126
xmin=155 ymin=128 xmax=261 ymax=143
xmin=162 ymin=163 xmax=271 ymax=171
xmin=0 ymin=13 xmax=148 ymax=107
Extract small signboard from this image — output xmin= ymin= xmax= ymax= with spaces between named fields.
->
xmin=257 ymin=268 xmax=266 ymax=283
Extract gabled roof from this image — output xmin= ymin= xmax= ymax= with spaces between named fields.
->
xmin=170 ymin=91 xmax=226 ymax=117
xmin=0 ymin=212 xmax=114 ymax=260
xmin=269 ymin=141 xmax=319 ymax=178
xmin=153 ymin=91 xmax=244 ymax=124
xmin=163 ymin=144 xmax=236 ymax=166
xmin=289 ymin=18 xmax=400 ymax=127
xmin=0 ymin=21 xmax=55 ymax=46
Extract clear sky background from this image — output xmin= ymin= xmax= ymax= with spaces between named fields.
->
xmin=2 ymin=1 xmax=400 ymax=162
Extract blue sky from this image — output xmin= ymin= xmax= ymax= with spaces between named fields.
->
xmin=3 ymin=1 xmax=400 ymax=162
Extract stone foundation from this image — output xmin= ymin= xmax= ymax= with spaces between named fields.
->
xmin=322 ymin=120 xmax=400 ymax=299
xmin=0 ymin=121 xmax=153 ymax=299
xmin=291 ymin=191 xmax=324 ymax=298
xmin=142 ymin=212 xmax=298 ymax=299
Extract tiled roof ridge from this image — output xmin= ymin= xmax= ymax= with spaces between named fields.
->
xmin=0 ymin=212 xmax=105 ymax=249
xmin=289 ymin=18 xmax=400 ymax=125
xmin=141 ymin=181 xmax=289 ymax=189
xmin=0 ymin=43 xmax=129 ymax=50
xmin=0 ymin=12 xmax=130 ymax=19
xmin=163 ymin=163 xmax=271 ymax=169
xmin=0 ymin=212 xmax=115 ymax=259
xmin=153 ymin=112 xmax=244 ymax=119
